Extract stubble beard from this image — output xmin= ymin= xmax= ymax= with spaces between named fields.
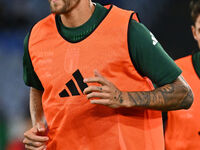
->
xmin=50 ymin=0 xmax=70 ymax=14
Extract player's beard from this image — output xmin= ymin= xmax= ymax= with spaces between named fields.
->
xmin=49 ymin=0 xmax=80 ymax=15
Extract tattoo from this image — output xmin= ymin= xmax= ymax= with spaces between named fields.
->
xmin=128 ymin=91 xmax=156 ymax=107
xmin=183 ymin=89 xmax=193 ymax=107
xmin=157 ymin=84 xmax=175 ymax=104
xmin=178 ymin=77 xmax=193 ymax=109
xmin=127 ymin=92 xmax=137 ymax=105
xmin=98 ymin=87 xmax=102 ymax=92
xmin=119 ymin=92 xmax=123 ymax=104
xmin=126 ymin=76 xmax=193 ymax=111
xmin=114 ymin=90 xmax=117 ymax=100
xmin=138 ymin=92 xmax=151 ymax=106
xmin=116 ymin=91 xmax=123 ymax=104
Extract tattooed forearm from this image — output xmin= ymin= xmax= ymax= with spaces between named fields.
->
xmin=178 ymin=77 xmax=194 ymax=109
xmin=125 ymin=76 xmax=193 ymax=111
xmin=127 ymin=92 xmax=138 ymax=106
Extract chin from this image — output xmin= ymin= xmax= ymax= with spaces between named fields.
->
xmin=51 ymin=8 xmax=66 ymax=14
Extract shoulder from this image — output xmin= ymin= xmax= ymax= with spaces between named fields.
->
xmin=30 ymin=14 xmax=55 ymax=35
xmin=128 ymin=20 xmax=151 ymax=37
xmin=110 ymin=5 xmax=137 ymax=25
xmin=128 ymin=19 xmax=158 ymax=49
xmin=112 ymin=5 xmax=139 ymax=22
xmin=34 ymin=14 xmax=54 ymax=27
xmin=28 ymin=14 xmax=56 ymax=47
xmin=112 ymin=5 xmax=133 ymax=15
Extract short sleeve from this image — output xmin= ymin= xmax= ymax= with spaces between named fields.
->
xmin=23 ymin=33 xmax=44 ymax=90
xmin=128 ymin=20 xmax=182 ymax=87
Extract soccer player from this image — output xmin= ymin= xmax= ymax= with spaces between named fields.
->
xmin=165 ymin=0 xmax=200 ymax=149
xmin=23 ymin=0 xmax=193 ymax=149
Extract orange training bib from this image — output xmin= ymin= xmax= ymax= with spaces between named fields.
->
xmin=29 ymin=5 xmax=164 ymax=150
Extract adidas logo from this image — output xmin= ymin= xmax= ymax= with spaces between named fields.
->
xmin=59 ymin=70 xmax=88 ymax=98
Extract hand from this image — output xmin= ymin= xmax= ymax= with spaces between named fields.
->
xmin=83 ymin=70 xmax=129 ymax=108
xmin=23 ymin=122 xmax=49 ymax=150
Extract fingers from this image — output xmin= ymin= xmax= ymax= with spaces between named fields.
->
xmin=90 ymin=99 xmax=119 ymax=108
xmin=94 ymin=70 xmax=103 ymax=78
xmin=24 ymin=130 xmax=49 ymax=142
xmin=24 ymin=144 xmax=46 ymax=150
xmin=24 ymin=132 xmax=49 ymax=142
xmin=84 ymin=70 xmax=110 ymax=85
xmin=23 ymin=125 xmax=49 ymax=150
xmin=84 ymin=77 xmax=109 ymax=85
xmin=86 ymin=92 xmax=110 ymax=99
xmin=83 ymin=70 xmax=122 ymax=109
xmin=83 ymin=86 xmax=110 ymax=94
xmin=90 ymin=99 xmax=110 ymax=105
xmin=23 ymin=138 xmax=45 ymax=147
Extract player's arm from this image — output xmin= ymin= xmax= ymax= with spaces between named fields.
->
xmin=23 ymin=32 xmax=45 ymax=124
xmin=83 ymin=71 xmax=193 ymax=111
xmin=23 ymin=33 xmax=48 ymax=150
xmin=29 ymin=87 xmax=45 ymax=126
xmin=23 ymin=88 xmax=48 ymax=150
xmin=124 ymin=75 xmax=193 ymax=111
xmin=83 ymin=20 xmax=193 ymax=111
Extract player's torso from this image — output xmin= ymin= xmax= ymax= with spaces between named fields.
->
xmin=28 ymin=5 xmax=164 ymax=150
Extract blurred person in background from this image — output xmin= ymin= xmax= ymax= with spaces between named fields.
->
xmin=22 ymin=0 xmax=193 ymax=149
xmin=165 ymin=0 xmax=200 ymax=149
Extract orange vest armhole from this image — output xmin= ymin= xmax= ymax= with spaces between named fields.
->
xmin=132 ymin=12 xmax=140 ymax=22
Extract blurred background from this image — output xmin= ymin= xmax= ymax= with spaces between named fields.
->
xmin=0 ymin=0 xmax=197 ymax=149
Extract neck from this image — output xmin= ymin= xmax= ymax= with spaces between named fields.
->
xmin=60 ymin=0 xmax=95 ymax=28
